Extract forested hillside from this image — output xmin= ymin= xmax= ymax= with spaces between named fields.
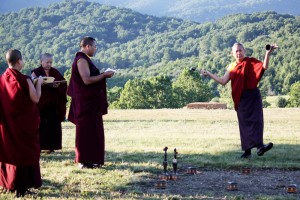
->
xmin=0 ymin=0 xmax=299 ymax=97
xmin=1 ymin=0 xmax=299 ymax=23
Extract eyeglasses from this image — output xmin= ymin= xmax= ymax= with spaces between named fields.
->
xmin=89 ymin=44 xmax=97 ymax=49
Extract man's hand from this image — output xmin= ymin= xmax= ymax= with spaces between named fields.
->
xmin=200 ymin=69 xmax=208 ymax=76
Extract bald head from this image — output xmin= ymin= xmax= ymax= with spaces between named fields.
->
xmin=6 ymin=49 xmax=22 ymax=66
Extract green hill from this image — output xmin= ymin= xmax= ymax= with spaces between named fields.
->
xmin=0 ymin=0 xmax=299 ymax=95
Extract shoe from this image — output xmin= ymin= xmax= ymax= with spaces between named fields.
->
xmin=241 ymin=152 xmax=252 ymax=159
xmin=257 ymin=142 xmax=273 ymax=156
xmin=15 ymin=189 xmax=36 ymax=197
xmin=79 ymin=163 xmax=103 ymax=169
xmin=92 ymin=164 xmax=102 ymax=168
xmin=47 ymin=150 xmax=55 ymax=154
xmin=15 ymin=189 xmax=26 ymax=197
xmin=79 ymin=163 xmax=94 ymax=169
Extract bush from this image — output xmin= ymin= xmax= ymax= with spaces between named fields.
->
xmin=276 ymin=97 xmax=287 ymax=108
xmin=262 ymin=99 xmax=271 ymax=108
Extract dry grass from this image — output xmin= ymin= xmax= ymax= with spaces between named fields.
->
xmin=1 ymin=108 xmax=299 ymax=199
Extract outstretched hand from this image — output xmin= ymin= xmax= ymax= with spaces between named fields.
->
xmin=200 ymin=69 xmax=208 ymax=76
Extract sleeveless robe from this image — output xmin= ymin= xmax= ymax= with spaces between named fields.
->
xmin=67 ymin=52 xmax=108 ymax=164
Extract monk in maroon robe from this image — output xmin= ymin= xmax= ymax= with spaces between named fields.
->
xmin=201 ymin=42 xmax=278 ymax=159
xmin=0 ymin=49 xmax=43 ymax=197
xmin=31 ymin=53 xmax=67 ymax=153
xmin=67 ymin=36 xmax=115 ymax=169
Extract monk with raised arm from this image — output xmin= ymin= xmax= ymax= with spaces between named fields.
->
xmin=0 ymin=49 xmax=43 ymax=197
xmin=201 ymin=43 xmax=278 ymax=159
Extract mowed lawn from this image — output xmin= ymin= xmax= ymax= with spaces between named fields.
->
xmin=2 ymin=108 xmax=299 ymax=199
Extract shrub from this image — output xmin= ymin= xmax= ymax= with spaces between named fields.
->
xmin=276 ymin=97 xmax=287 ymax=108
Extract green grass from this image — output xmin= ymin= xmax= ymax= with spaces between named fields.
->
xmin=1 ymin=108 xmax=299 ymax=199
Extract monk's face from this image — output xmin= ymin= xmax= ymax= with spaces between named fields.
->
xmin=16 ymin=59 xmax=24 ymax=71
xmin=232 ymin=44 xmax=245 ymax=62
xmin=86 ymin=42 xmax=97 ymax=57
xmin=41 ymin=57 xmax=53 ymax=70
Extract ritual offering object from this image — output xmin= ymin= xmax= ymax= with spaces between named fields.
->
xmin=158 ymin=174 xmax=169 ymax=180
xmin=242 ymin=167 xmax=251 ymax=175
xmin=227 ymin=181 xmax=238 ymax=191
xmin=287 ymin=184 xmax=297 ymax=193
xmin=155 ymin=180 xmax=167 ymax=189
xmin=43 ymin=77 xmax=55 ymax=83
xmin=172 ymin=148 xmax=178 ymax=175
xmin=159 ymin=147 xmax=169 ymax=180
xmin=186 ymin=167 xmax=197 ymax=174
xmin=168 ymin=174 xmax=178 ymax=180
xmin=163 ymin=147 xmax=168 ymax=175
xmin=165 ymin=148 xmax=178 ymax=180
xmin=32 ymin=76 xmax=55 ymax=85
xmin=265 ymin=44 xmax=271 ymax=50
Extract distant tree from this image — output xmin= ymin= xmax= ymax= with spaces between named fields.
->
xmin=113 ymin=74 xmax=174 ymax=109
xmin=218 ymin=84 xmax=234 ymax=109
xmin=288 ymin=81 xmax=300 ymax=107
xmin=108 ymin=86 xmax=123 ymax=104
xmin=172 ymin=68 xmax=212 ymax=108
xmin=115 ymin=78 xmax=154 ymax=109
xmin=148 ymin=74 xmax=173 ymax=108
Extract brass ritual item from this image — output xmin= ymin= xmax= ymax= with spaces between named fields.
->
xmin=158 ymin=147 xmax=169 ymax=181
xmin=186 ymin=167 xmax=197 ymax=174
xmin=163 ymin=147 xmax=168 ymax=175
xmin=287 ymin=184 xmax=297 ymax=193
xmin=242 ymin=167 xmax=251 ymax=175
xmin=227 ymin=181 xmax=238 ymax=191
xmin=155 ymin=180 xmax=167 ymax=189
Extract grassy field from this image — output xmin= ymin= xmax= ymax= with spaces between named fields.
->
xmin=1 ymin=108 xmax=299 ymax=199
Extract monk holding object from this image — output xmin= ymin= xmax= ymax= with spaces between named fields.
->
xmin=201 ymin=43 xmax=278 ymax=159
xmin=67 ymin=36 xmax=115 ymax=169
xmin=0 ymin=49 xmax=43 ymax=197
xmin=31 ymin=53 xmax=67 ymax=154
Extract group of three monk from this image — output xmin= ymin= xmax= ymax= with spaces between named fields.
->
xmin=0 ymin=36 xmax=277 ymax=197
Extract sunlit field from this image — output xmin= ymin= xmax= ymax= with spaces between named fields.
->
xmin=1 ymin=108 xmax=299 ymax=199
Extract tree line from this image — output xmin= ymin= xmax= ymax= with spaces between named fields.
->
xmin=0 ymin=0 xmax=299 ymax=108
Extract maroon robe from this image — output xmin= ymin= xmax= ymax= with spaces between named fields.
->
xmin=229 ymin=57 xmax=265 ymax=150
xmin=31 ymin=66 xmax=67 ymax=150
xmin=67 ymin=52 xmax=108 ymax=165
xmin=0 ymin=68 xmax=42 ymax=191
xmin=230 ymin=57 xmax=265 ymax=111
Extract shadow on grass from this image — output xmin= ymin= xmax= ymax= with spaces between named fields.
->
xmin=36 ymin=144 xmax=300 ymax=199
xmin=41 ymin=143 xmax=300 ymax=172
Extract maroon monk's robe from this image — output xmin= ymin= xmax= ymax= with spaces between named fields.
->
xmin=0 ymin=68 xmax=42 ymax=191
xmin=229 ymin=57 xmax=265 ymax=150
xmin=67 ymin=52 xmax=108 ymax=165
xmin=31 ymin=66 xmax=67 ymax=150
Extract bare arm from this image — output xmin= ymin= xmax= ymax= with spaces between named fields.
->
xmin=31 ymin=72 xmax=37 ymax=79
xmin=200 ymin=69 xmax=230 ymax=86
xmin=27 ymin=76 xmax=43 ymax=103
xmin=77 ymin=59 xmax=114 ymax=85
